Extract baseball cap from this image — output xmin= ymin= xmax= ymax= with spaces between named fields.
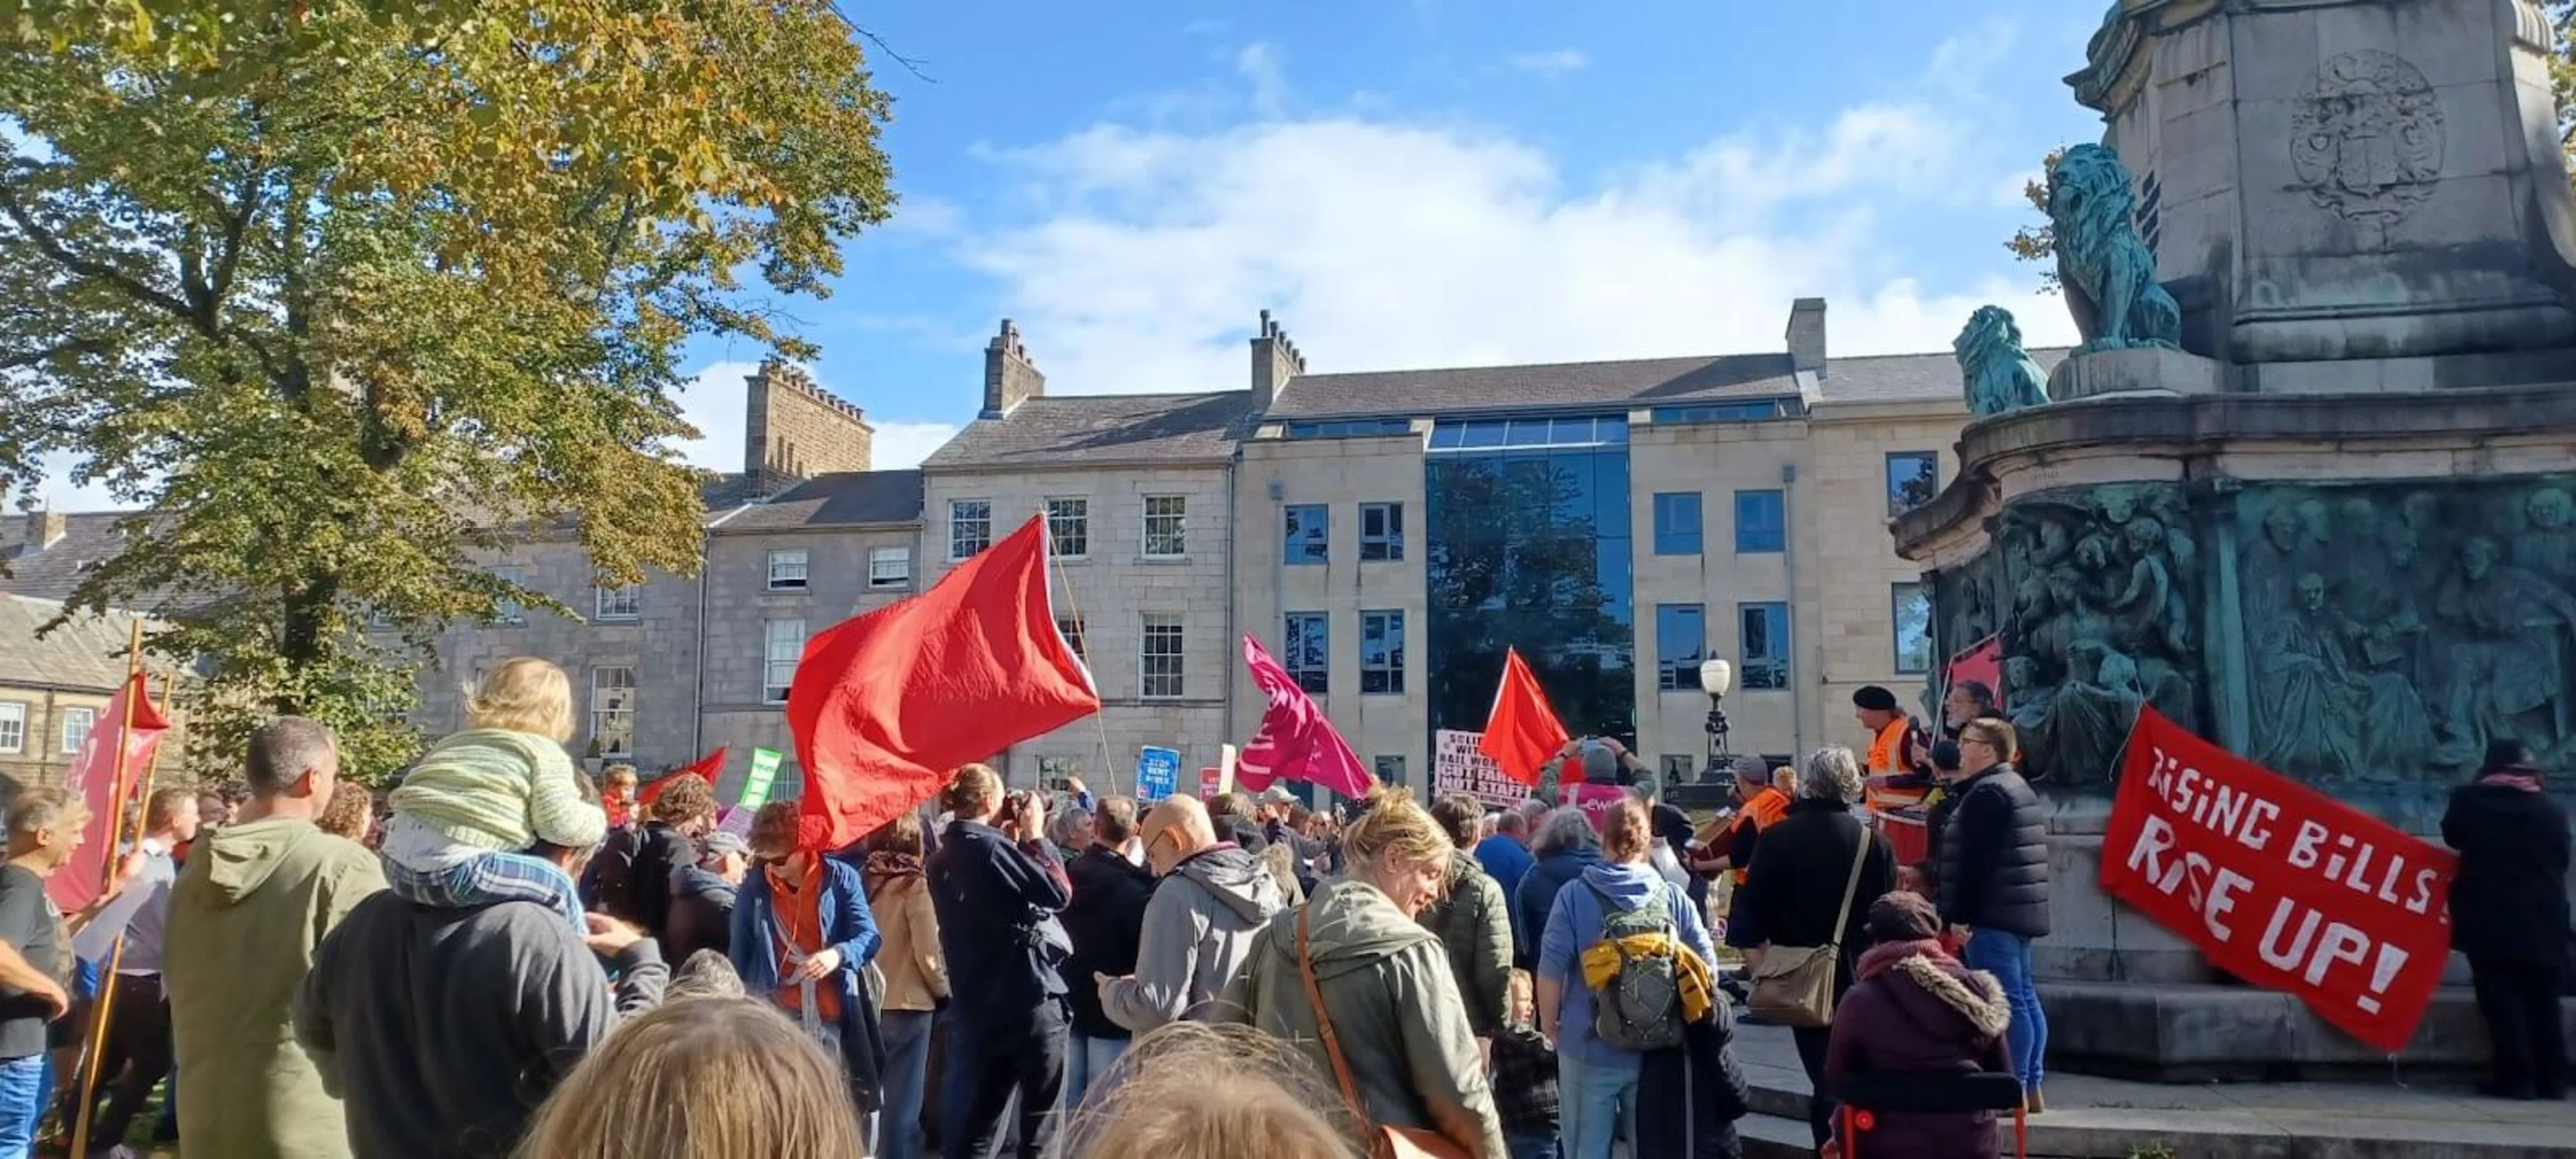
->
xmin=700 ymin=831 xmax=750 ymax=863
xmin=1257 ymin=785 xmax=1299 ymax=806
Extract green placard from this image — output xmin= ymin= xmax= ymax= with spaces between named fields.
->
xmin=741 ymin=747 xmax=784 ymax=809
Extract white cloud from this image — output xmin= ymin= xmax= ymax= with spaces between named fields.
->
xmin=1235 ymin=43 xmax=1287 ymax=119
xmin=669 ymin=360 xmax=958 ymax=475
xmin=871 ymin=421 xmax=963 ymax=470
xmin=960 ymin=102 xmax=2078 ymax=401
xmin=20 ymin=451 xmax=131 ymax=514
xmin=1504 ymin=49 xmax=1591 ymax=78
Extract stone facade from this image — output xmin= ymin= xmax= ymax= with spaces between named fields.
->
xmin=0 ymin=598 xmax=193 ymax=792
xmin=745 ymin=360 xmax=874 ymax=487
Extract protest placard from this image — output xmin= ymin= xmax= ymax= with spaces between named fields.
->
xmin=740 ymin=747 xmax=784 ymax=810
xmin=1136 ymin=746 xmax=1181 ymax=801
xmin=1433 ymin=730 xmax=1532 ymax=810
xmin=2099 ymin=708 xmax=2457 ymax=1052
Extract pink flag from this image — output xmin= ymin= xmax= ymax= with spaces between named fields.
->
xmin=1238 ymin=634 xmax=1374 ymax=799
xmin=50 ymin=673 xmax=168 ymax=914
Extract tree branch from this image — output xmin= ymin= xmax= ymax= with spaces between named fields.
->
xmin=826 ymin=7 xmax=936 ymax=82
xmin=0 ymin=178 xmax=196 ymax=322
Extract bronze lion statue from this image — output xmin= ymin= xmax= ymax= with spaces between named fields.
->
xmin=1954 ymin=305 xmax=2050 ymax=416
xmin=2049 ymin=144 xmax=2180 ymax=353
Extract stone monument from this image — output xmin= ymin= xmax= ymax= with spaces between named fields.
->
xmin=1898 ymin=0 xmax=2576 ymax=1079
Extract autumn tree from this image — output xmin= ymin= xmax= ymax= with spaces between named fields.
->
xmin=0 ymin=3 xmax=898 ymax=777
xmin=2003 ymin=146 xmax=2065 ymax=292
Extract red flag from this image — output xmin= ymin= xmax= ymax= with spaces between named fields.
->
xmin=641 ymin=747 xmax=725 ymax=806
xmin=1479 ymin=648 xmax=1568 ymax=787
xmin=1238 ymin=634 xmax=1374 ymax=799
xmin=50 ymin=672 xmax=169 ymax=913
xmin=788 ymin=516 xmax=1099 ymax=850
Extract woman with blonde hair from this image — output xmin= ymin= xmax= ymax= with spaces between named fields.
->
xmin=1220 ymin=786 xmax=1507 ymax=1159
xmin=381 ymin=657 xmax=606 ymax=929
xmin=1057 ymin=1022 xmax=1359 ymax=1159
xmin=863 ymin=810 xmax=948 ymax=1159
xmin=513 ymin=996 xmax=866 ymax=1158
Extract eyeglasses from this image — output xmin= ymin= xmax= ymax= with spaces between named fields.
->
xmin=1960 ymin=736 xmax=1997 ymax=751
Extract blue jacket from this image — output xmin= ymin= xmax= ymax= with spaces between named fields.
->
xmin=927 ymin=820 xmax=1072 ymax=1038
xmin=1513 ymin=846 xmax=1601 ymax=969
xmin=1473 ymin=836 xmax=1537 ymax=950
xmin=1538 ymin=862 xmax=1715 ymax=1068
xmin=731 ymin=856 xmax=883 ymax=1098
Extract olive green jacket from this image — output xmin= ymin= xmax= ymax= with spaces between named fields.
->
xmin=1220 ymin=878 xmax=1507 ymax=1159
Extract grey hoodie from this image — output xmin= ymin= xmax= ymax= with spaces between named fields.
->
xmin=1221 ymin=878 xmax=1508 ymax=1159
xmin=1102 ymin=844 xmax=1281 ymax=1033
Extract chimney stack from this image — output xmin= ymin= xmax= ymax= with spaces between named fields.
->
xmin=1250 ymin=309 xmax=1305 ymax=414
xmin=19 ymin=506 xmax=65 ymax=554
xmin=983 ymin=320 xmax=1045 ymax=419
xmin=1784 ymin=297 xmax=1828 ymax=379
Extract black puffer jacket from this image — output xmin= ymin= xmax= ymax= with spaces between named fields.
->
xmin=2441 ymin=780 xmax=2571 ymax=964
xmin=1737 ymin=800 xmax=1897 ymax=989
xmin=1935 ymin=765 xmax=2051 ymax=939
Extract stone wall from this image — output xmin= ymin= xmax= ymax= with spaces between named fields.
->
xmin=745 ymin=361 xmax=874 ymax=484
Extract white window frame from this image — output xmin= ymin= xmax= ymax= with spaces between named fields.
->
xmin=60 ymin=707 xmax=94 ymax=754
xmin=767 ymin=548 xmax=810 ymax=592
xmin=763 ymin=618 xmax=806 ymax=704
xmin=594 ymin=583 xmax=641 ymax=621
xmin=489 ymin=566 xmax=527 ymax=626
xmin=1142 ymin=495 xmax=1188 ymax=558
xmin=1140 ymin=613 xmax=1186 ymax=700
xmin=1045 ymin=496 xmax=1091 ymax=559
xmin=590 ymin=667 xmax=637 ymax=758
xmin=1057 ymin=614 xmax=1087 ymax=662
xmin=0 ymin=702 xmax=23 ymax=755
xmin=868 ymin=547 xmax=912 ymax=590
xmin=951 ymin=499 xmax=994 ymax=560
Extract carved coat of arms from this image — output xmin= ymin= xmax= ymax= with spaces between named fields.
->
xmin=2290 ymin=50 xmax=2445 ymax=244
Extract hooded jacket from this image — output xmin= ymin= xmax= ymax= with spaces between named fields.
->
xmin=1514 ymin=844 xmax=1603 ymax=971
xmin=1220 ymin=878 xmax=1507 ymax=1159
xmin=1104 ymin=844 xmax=1281 ymax=1033
xmin=1419 ymin=848 xmax=1514 ymax=1037
xmin=1538 ymin=862 xmax=1717 ymax=1068
xmin=1065 ymin=845 xmax=1155 ymax=1038
xmin=1823 ymin=942 xmax=2014 ymax=1159
xmin=164 ymin=816 xmax=386 ymax=1159
xmin=663 ymin=864 xmax=737 ymax=963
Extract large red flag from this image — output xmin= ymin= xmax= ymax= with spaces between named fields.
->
xmin=641 ymin=747 xmax=725 ymax=806
xmin=1237 ymin=634 xmax=1374 ymax=799
xmin=1479 ymin=648 xmax=1569 ymax=787
xmin=788 ymin=516 xmax=1099 ymax=850
xmin=50 ymin=672 xmax=169 ymax=913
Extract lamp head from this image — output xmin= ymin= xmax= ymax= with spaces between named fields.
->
xmin=1698 ymin=659 xmax=1733 ymax=698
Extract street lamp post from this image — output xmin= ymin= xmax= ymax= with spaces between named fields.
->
xmin=1698 ymin=659 xmax=1733 ymax=781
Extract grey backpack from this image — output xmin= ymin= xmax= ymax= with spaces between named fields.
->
xmin=1583 ymin=881 xmax=1685 ymax=1051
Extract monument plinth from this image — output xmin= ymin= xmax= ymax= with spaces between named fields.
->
xmin=1902 ymin=0 xmax=2576 ymax=1079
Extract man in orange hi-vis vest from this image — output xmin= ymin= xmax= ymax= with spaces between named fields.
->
xmin=1854 ymin=685 xmax=1932 ymax=819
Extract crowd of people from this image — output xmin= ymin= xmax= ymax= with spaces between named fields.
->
xmin=0 ymin=651 xmax=2559 ymax=1159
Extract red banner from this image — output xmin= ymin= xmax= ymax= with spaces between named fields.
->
xmin=1947 ymin=634 xmax=2004 ymax=713
xmin=2100 ymin=708 xmax=2455 ymax=1052
xmin=50 ymin=673 xmax=170 ymax=914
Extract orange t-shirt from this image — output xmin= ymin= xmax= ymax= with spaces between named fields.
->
xmin=765 ymin=858 xmax=843 ymax=1023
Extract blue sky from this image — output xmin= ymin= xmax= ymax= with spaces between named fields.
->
xmin=39 ymin=0 xmax=2111 ymax=505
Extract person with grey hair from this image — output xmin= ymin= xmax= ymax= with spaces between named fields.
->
xmin=1511 ymin=807 xmax=1603 ymax=971
xmin=1735 ymin=746 xmax=1896 ymax=1148
xmin=166 ymin=717 xmax=387 ymax=1159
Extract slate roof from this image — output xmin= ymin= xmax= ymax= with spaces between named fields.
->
xmin=1267 ymin=353 xmax=1801 ymax=419
xmin=0 ymin=512 xmax=144 ymax=604
xmin=922 ymin=392 xmax=1253 ymax=470
xmin=1814 ymin=347 xmax=2074 ymax=404
xmin=0 ymin=595 xmax=154 ymax=692
xmin=715 ymin=470 xmax=925 ymax=531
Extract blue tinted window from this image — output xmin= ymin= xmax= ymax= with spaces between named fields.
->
xmin=1285 ymin=504 xmax=1329 ymax=564
xmin=1284 ymin=612 xmax=1328 ymax=694
xmin=1360 ymin=502 xmax=1404 ymax=561
xmin=1734 ymin=490 xmax=1785 ymax=553
xmin=1462 ymin=421 xmax=1507 ymax=448
xmin=1652 ymin=492 xmax=1702 ymax=555
xmin=1655 ymin=604 xmax=1705 ymax=691
xmin=1285 ymin=418 xmax=1413 ymax=439
xmin=1887 ymin=451 xmax=1939 ymax=515
xmin=1361 ymin=610 xmax=1405 ymax=694
xmin=1652 ymin=400 xmax=1792 ymax=424
xmin=1893 ymin=583 xmax=1933 ymax=674
xmin=1739 ymin=602 xmax=1790 ymax=689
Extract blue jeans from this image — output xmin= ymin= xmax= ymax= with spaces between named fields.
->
xmin=1505 ymin=1129 xmax=1561 ymax=1159
xmin=0 ymin=1054 xmax=52 ymax=1159
xmin=1556 ymin=1052 xmax=1639 ymax=1159
xmin=1065 ymin=1034 xmax=1129 ymax=1111
xmin=879 ymin=1009 xmax=936 ymax=1159
xmin=1964 ymin=928 xmax=2047 ymax=1089
xmin=386 ymin=847 xmax=585 ymax=929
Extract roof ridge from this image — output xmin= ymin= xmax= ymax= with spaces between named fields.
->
xmin=1295 ymin=351 xmax=1770 ymax=379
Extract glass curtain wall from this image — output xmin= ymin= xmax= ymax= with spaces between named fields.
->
xmin=1424 ymin=415 xmax=1637 ymax=745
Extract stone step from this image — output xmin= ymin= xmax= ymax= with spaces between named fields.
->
xmin=1739 ymin=1111 xmax=1817 ymax=1158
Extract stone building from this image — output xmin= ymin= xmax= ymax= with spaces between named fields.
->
xmin=7 ymin=306 xmax=2003 ymax=802
xmin=0 ymin=504 xmax=196 ymax=792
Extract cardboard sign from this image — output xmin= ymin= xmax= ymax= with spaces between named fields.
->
xmin=1136 ymin=746 xmax=1181 ymax=802
xmin=2099 ymin=708 xmax=2456 ymax=1052
xmin=740 ymin=747 xmax=785 ymax=810
xmin=1432 ymin=730 xmax=1529 ymax=810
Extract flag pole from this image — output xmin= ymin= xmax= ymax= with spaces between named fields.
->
xmin=1039 ymin=506 xmax=1120 ymax=797
xmin=68 ymin=629 xmax=153 ymax=1159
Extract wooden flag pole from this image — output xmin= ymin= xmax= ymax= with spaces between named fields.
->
xmin=1039 ymin=506 xmax=1120 ymax=797
xmin=67 ymin=641 xmax=158 ymax=1159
